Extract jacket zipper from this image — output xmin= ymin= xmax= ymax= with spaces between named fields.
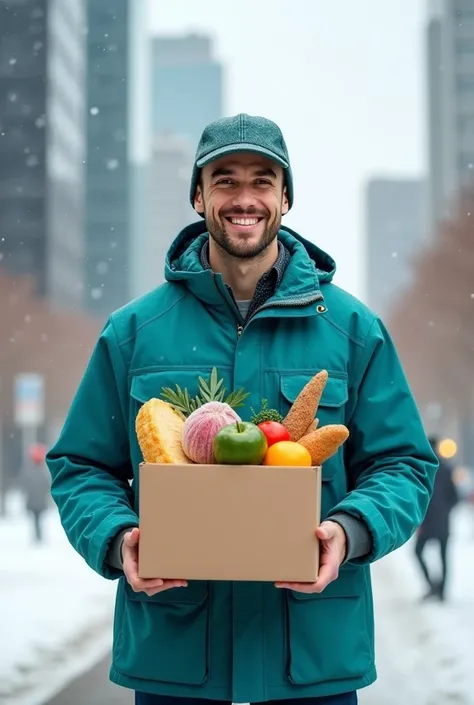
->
xmin=212 ymin=272 xmax=324 ymax=337
xmin=247 ymin=292 xmax=325 ymax=323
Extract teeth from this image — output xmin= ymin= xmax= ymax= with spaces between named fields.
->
xmin=230 ymin=218 xmax=259 ymax=225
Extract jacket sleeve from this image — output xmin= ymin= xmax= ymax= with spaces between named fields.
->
xmin=327 ymin=317 xmax=439 ymax=564
xmin=46 ymin=317 xmax=139 ymax=580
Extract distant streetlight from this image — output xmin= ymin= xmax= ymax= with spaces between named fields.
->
xmin=438 ymin=438 xmax=457 ymax=459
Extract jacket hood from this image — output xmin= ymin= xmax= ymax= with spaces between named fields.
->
xmin=165 ymin=220 xmax=336 ymax=291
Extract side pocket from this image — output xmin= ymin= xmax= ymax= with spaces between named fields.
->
xmin=285 ymin=565 xmax=373 ymax=685
xmin=112 ymin=578 xmax=210 ymax=685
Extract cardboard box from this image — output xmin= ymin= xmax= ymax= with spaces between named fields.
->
xmin=138 ymin=462 xmax=322 ymax=582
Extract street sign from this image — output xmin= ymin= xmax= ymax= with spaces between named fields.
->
xmin=14 ymin=373 xmax=44 ymax=427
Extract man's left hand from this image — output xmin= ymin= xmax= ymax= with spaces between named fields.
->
xmin=275 ymin=521 xmax=347 ymax=594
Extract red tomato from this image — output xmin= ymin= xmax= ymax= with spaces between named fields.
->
xmin=257 ymin=421 xmax=291 ymax=447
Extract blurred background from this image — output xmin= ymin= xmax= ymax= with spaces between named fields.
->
xmin=1 ymin=1 xmax=474 ymax=704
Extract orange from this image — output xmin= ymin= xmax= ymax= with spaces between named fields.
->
xmin=263 ymin=440 xmax=312 ymax=467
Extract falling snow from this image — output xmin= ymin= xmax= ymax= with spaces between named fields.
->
xmin=26 ymin=155 xmax=39 ymax=167
xmin=91 ymin=288 xmax=103 ymax=300
xmin=90 ymin=107 xmax=100 ymax=116
xmin=96 ymin=262 xmax=109 ymax=275
xmin=106 ymin=159 xmax=119 ymax=170
xmin=9 ymin=58 xmax=17 ymax=66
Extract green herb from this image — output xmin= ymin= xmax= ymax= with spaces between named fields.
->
xmin=250 ymin=399 xmax=283 ymax=424
xmin=161 ymin=367 xmax=250 ymax=417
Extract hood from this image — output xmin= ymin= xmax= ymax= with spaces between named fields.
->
xmin=164 ymin=220 xmax=336 ymax=309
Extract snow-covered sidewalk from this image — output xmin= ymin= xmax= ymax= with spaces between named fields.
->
xmin=0 ymin=493 xmax=117 ymax=705
xmin=361 ymin=503 xmax=474 ymax=705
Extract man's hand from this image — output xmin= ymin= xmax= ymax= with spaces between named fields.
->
xmin=274 ymin=520 xmax=347 ymax=594
xmin=122 ymin=528 xmax=188 ymax=596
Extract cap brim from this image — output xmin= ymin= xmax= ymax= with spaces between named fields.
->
xmin=196 ymin=143 xmax=289 ymax=169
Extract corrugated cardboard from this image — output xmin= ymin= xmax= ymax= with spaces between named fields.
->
xmin=138 ymin=462 xmax=322 ymax=582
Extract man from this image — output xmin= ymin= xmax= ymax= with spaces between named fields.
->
xmin=414 ymin=436 xmax=459 ymax=602
xmin=46 ymin=113 xmax=438 ymax=705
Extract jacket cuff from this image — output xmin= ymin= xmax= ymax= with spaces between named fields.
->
xmin=106 ymin=527 xmax=135 ymax=570
xmin=327 ymin=512 xmax=372 ymax=563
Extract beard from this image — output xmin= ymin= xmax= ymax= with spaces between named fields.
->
xmin=204 ymin=206 xmax=282 ymax=260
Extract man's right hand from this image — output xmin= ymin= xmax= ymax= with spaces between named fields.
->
xmin=122 ymin=527 xmax=188 ymax=596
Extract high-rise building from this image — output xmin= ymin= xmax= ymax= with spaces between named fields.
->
xmin=131 ymin=33 xmax=223 ymax=300
xmin=365 ymin=178 xmax=425 ymax=319
xmin=85 ymin=0 xmax=149 ymax=318
xmin=0 ymin=0 xmax=86 ymax=308
xmin=134 ymin=133 xmax=195 ymax=298
xmin=152 ymin=34 xmax=223 ymax=150
xmin=427 ymin=0 xmax=474 ymax=238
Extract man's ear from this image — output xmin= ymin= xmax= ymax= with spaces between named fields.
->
xmin=194 ymin=183 xmax=205 ymax=214
xmin=281 ymin=186 xmax=289 ymax=216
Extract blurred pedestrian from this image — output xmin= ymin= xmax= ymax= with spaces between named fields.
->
xmin=414 ymin=436 xmax=459 ymax=601
xmin=21 ymin=442 xmax=51 ymax=543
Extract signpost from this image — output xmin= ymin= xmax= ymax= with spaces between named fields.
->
xmin=14 ymin=373 xmax=45 ymax=465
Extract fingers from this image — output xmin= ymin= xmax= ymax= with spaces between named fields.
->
xmin=275 ymin=561 xmax=339 ymax=594
xmin=143 ymin=579 xmax=188 ymax=596
xmin=129 ymin=576 xmax=164 ymax=592
xmin=308 ymin=561 xmax=339 ymax=593
xmin=123 ymin=527 xmax=140 ymax=547
xmin=127 ymin=574 xmax=188 ymax=595
xmin=316 ymin=521 xmax=338 ymax=541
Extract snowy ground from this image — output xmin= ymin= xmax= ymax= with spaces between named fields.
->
xmin=1 ymin=491 xmax=474 ymax=705
xmin=360 ymin=502 xmax=474 ymax=705
xmin=0 ymin=493 xmax=117 ymax=705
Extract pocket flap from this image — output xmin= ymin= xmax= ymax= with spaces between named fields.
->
xmin=280 ymin=374 xmax=348 ymax=408
xmin=130 ymin=369 xmax=212 ymax=405
xmin=289 ymin=565 xmax=368 ymax=600
xmin=123 ymin=577 xmax=208 ymax=604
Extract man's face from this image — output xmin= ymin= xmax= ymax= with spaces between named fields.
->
xmin=194 ymin=153 xmax=289 ymax=260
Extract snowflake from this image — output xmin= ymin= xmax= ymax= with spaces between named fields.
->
xmin=90 ymin=107 xmax=100 ymax=116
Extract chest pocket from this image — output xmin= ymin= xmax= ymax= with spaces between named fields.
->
xmin=280 ymin=373 xmax=349 ymax=483
xmin=130 ymin=368 xmax=219 ymax=411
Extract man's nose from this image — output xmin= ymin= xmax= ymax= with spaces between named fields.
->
xmin=231 ymin=185 xmax=257 ymax=210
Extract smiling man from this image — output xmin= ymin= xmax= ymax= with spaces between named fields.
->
xmin=46 ymin=113 xmax=438 ymax=705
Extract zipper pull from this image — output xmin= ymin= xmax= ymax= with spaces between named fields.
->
xmin=237 ymin=324 xmax=243 ymax=337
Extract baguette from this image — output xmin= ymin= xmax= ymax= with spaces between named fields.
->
xmin=298 ymin=424 xmax=349 ymax=466
xmin=282 ymin=370 xmax=328 ymax=441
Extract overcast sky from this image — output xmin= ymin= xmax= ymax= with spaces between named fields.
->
xmin=147 ymin=1 xmax=428 ymax=300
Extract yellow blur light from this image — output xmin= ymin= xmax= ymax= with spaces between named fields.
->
xmin=438 ymin=438 xmax=457 ymax=459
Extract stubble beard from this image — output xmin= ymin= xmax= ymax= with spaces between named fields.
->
xmin=204 ymin=209 xmax=282 ymax=261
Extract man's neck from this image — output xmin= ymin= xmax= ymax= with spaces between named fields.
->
xmin=208 ymin=238 xmax=279 ymax=301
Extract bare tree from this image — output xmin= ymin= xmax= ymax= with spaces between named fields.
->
xmin=388 ymin=188 xmax=474 ymax=421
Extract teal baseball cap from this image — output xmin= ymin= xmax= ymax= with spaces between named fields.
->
xmin=190 ymin=113 xmax=294 ymax=215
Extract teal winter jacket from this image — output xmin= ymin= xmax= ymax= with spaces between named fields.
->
xmin=47 ymin=222 xmax=438 ymax=702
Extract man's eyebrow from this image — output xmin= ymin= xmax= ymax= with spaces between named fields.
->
xmin=210 ymin=167 xmax=278 ymax=179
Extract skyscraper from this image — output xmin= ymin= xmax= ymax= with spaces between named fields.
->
xmin=85 ymin=0 xmax=149 ymax=318
xmin=0 ymin=0 xmax=86 ymax=308
xmin=427 ymin=0 xmax=474 ymax=238
xmin=134 ymin=133 xmax=195 ymax=297
xmin=131 ymin=33 xmax=223 ymax=299
xmin=152 ymin=34 xmax=223 ymax=150
xmin=365 ymin=178 xmax=425 ymax=319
